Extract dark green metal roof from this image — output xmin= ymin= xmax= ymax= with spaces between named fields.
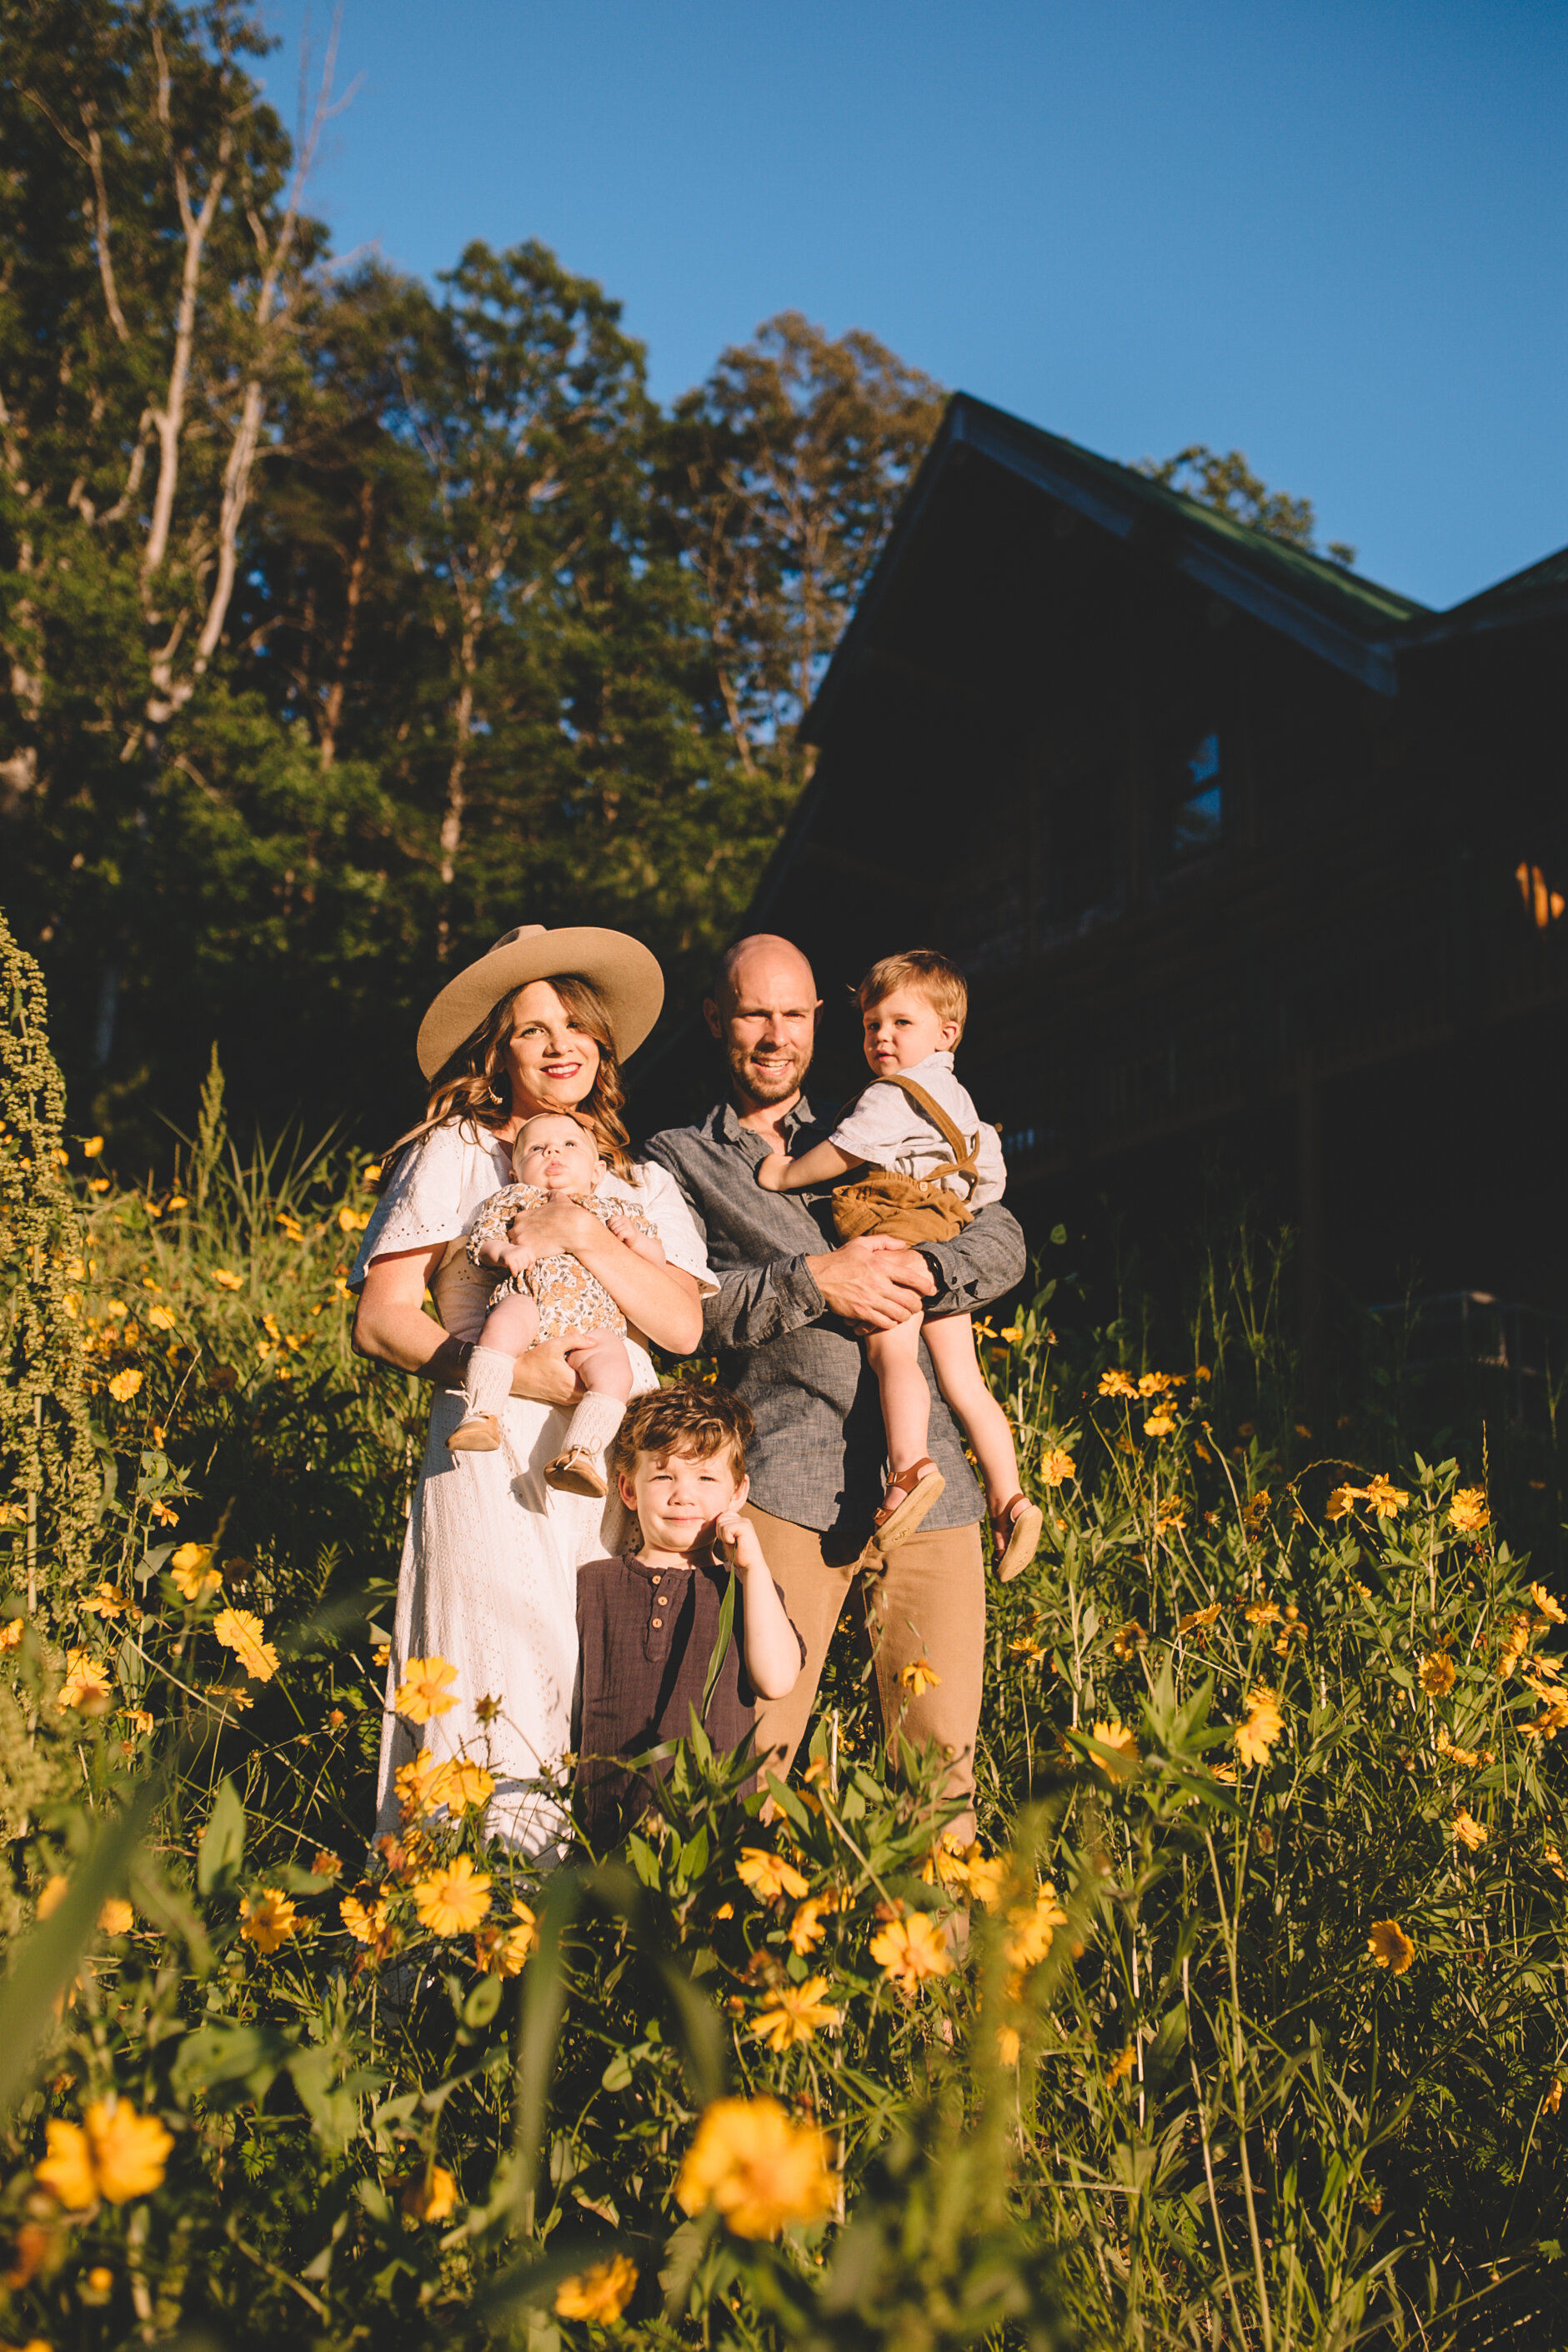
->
xmin=804 ymin=394 xmax=1565 ymax=733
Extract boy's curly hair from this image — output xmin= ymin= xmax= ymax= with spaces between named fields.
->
xmin=613 ymin=1381 xmax=754 ymax=1482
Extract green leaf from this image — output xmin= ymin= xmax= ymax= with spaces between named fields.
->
xmin=197 ymin=1775 xmax=245 ymax=1894
xmin=463 ymin=1973 xmax=503 ymax=2029
xmin=699 ymin=1567 xmax=737 ymax=1725
xmin=0 ymin=1778 xmax=163 ymax=2119
xmin=171 ymin=2019 xmax=293 ymax=2104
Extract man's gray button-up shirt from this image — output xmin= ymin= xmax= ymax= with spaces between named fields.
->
xmin=642 ymin=1098 xmax=1028 ymax=1541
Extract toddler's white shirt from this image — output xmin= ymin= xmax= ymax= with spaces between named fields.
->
xmin=827 ymin=1050 xmax=1006 ymax=1206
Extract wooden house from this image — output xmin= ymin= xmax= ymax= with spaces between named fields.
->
xmin=737 ymin=394 xmax=1568 ymax=1347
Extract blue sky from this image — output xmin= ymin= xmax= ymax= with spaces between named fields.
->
xmin=255 ymin=2 xmax=1567 ymax=611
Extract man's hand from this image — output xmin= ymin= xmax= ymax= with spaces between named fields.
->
xmin=508 ymin=1337 xmax=581 ymax=1407
xmin=806 ymin=1234 xmax=935 ymax=1334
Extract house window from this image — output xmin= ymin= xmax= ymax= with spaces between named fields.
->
xmin=1152 ymin=728 xmax=1224 ymax=871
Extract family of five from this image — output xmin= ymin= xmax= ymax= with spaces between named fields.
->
xmin=350 ymin=921 xmax=1032 ymax=1856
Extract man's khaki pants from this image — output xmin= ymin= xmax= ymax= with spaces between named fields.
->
xmin=744 ymin=1504 xmax=985 ymax=1843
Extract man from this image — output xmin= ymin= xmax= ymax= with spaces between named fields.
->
xmin=643 ymin=934 xmax=1026 ymax=1837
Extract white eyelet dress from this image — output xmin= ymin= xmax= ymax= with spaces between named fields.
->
xmin=350 ymin=1118 xmax=716 ymax=1858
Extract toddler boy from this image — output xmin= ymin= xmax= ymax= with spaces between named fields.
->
xmin=757 ymin=947 xmax=1041 ymax=1577
xmin=573 ymin=1382 xmax=804 ymax=1848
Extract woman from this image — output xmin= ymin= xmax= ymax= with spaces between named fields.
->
xmin=351 ymin=923 xmax=710 ymax=1857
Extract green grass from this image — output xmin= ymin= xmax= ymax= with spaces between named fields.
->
xmin=3 ymin=1046 xmax=1567 ymax=2349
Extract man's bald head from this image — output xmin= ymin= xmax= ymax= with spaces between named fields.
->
xmin=712 ymin=933 xmax=817 ymax=1015
xmin=705 ymin=934 xmax=821 ymax=1114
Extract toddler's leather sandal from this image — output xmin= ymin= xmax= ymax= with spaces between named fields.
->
xmin=448 ymin=1414 xmax=501 ymax=1452
xmin=873 ymin=1457 xmax=944 ymax=1552
xmin=993 ymin=1492 xmax=1043 ymax=1582
xmin=545 ymin=1446 xmax=608 ymax=1499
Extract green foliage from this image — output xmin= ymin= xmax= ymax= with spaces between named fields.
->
xmin=1140 ymin=444 xmax=1358 ymax=567
xmin=1 ymin=3 xmax=947 ymax=1150
xmin=0 ymin=907 xmax=98 ymax=1604
xmin=2 ymin=1101 xmax=1566 ymax=2347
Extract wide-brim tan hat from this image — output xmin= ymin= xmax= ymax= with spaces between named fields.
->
xmin=416 ymin=924 xmax=665 ymax=1080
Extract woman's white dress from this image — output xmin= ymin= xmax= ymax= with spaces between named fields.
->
xmin=350 ymin=1119 xmax=715 ymax=1858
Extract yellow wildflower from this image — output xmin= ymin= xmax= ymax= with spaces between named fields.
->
xmin=1453 ymin=1809 xmax=1488 ymax=1851
xmin=1138 ymin=1371 xmax=1174 ymax=1397
xmin=1436 ymin=1725 xmax=1482 ymax=1768
xmin=995 ymin=2024 xmax=1022 ymax=2069
xmin=675 ymin=2095 xmax=835 ymax=2239
xmin=80 ymin=1583 xmax=129 ymax=1619
xmin=1105 ymin=2043 xmax=1137 ymax=2091
xmin=428 ymin=1757 xmax=495 ymax=1814
xmin=38 ymin=1873 xmax=69 ymax=1918
xmin=1545 ymin=1846 xmax=1565 ymax=1881
xmin=98 ymin=1898 xmax=133 ymax=1936
xmin=1529 ymin=1582 xmax=1567 ymax=1626
xmin=340 ymin=1894 xmax=389 ymax=1946
xmin=556 ymin=2254 xmax=639 ymax=2321
xmin=148 ymin=1305 xmax=176 ymax=1331
xmin=37 ymin=2098 xmax=173 ymax=2209
xmin=1498 ymin=1614 xmax=1533 ymax=1679
xmin=1235 ymin=1688 xmax=1285 ymax=1769
xmin=1177 ymin=1603 xmax=1221 ymax=1632
xmin=786 ymin=1891 xmax=839 ymax=1953
xmin=962 ymin=1848 xmax=1010 ymax=1909
xmin=1245 ymin=1598 xmax=1281 ymax=1626
xmin=401 ymin=2166 xmax=458 ymax=2224
xmin=83 ymin=1136 xmax=104 ymax=1158
xmin=1449 ymin=1487 xmax=1490 ymax=1533
xmin=752 ymin=1974 xmax=842 ymax=2052
xmin=58 ymin=1649 xmax=114 ymax=1714
xmin=1325 ymin=1485 xmax=1361 ymax=1521
xmin=870 ymin=1908 xmax=953 ymax=1993
xmin=1368 ymin=1918 xmax=1415 ymax=1974
xmin=412 ymin=1855 xmax=492 ymax=1936
xmin=1420 ymin=1652 xmax=1457 ymax=1698
xmin=240 ymin=1889 xmax=298 ymax=1954
xmin=1040 ymin=1447 xmax=1076 ymax=1486
xmin=169 ymin=1544 xmax=221 ymax=1601
xmin=1546 ymin=2078 xmax=1564 ymax=2116
xmin=213 ymin=1607 xmax=279 ymax=1682
xmin=737 ymin=1848 xmax=809 ymax=1903
xmin=394 ymin=1655 xmax=459 ymax=1723
xmin=0 ymin=1616 xmax=23 ymax=1649
xmin=1365 ymin=1474 xmax=1409 ymax=1517
xmin=1098 ymin=1369 xmax=1137 ymax=1398
xmin=212 ymin=1269 xmax=243 ymax=1291
xmin=1090 ymin=1719 xmax=1140 ymax=1768
xmin=473 ymin=1900 xmax=538 ymax=1977
xmin=899 ymin=1656 xmax=941 ymax=1696
xmin=394 ymin=1753 xmax=443 ymax=1821
xmin=1144 ymin=1411 xmax=1176 ymax=1438
xmin=1004 ymin=1882 xmax=1069 ymax=1973
xmin=107 ymin=1368 xmax=143 ymax=1403
xmin=1112 ymin=1620 xmax=1146 ymax=1659
xmin=1010 ymin=1633 xmax=1049 ymax=1665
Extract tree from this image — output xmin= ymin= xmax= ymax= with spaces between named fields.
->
xmin=1141 ymin=444 xmax=1357 ymax=567
xmin=659 ymin=315 xmax=945 ymax=793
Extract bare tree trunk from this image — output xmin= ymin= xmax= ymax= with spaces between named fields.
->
xmin=436 ymin=636 xmax=477 ymax=962
xmin=320 ymin=477 xmax=375 ymax=769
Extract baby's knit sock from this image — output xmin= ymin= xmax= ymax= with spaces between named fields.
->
xmin=463 ymin=1344 xmax=513 ymax=1422
xmin=560 ymin=1391 xmax=627 ymax=1464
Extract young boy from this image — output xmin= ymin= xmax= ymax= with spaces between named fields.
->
xmin=572 ymin=1382 xmax=804 ymax=1848
xmin=756 ymin=947 xmax=1041 ymax=1579
xmin=450 ymin=1109 xmax=664 ymax=1497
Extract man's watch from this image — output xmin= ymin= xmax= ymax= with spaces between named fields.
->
xmin=914 ymin=1247 xmax=946 ymax=1301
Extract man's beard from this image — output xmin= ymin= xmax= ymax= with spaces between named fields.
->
xmin=727 ymin=1036 xmax=811 ymax=1107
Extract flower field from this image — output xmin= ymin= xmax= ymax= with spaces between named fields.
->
xmin=3 ymin=927 xmax=1568 ymax=2349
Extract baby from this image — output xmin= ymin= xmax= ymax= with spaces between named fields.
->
xmin=449 ymin=1111 xmax=666 ymax=1498
xmin=757 ymin=948 xmax=1042 ymax=1579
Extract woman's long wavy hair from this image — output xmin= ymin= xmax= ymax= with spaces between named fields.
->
xmin=383 ymin=973 xmax=632 ymax=1181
